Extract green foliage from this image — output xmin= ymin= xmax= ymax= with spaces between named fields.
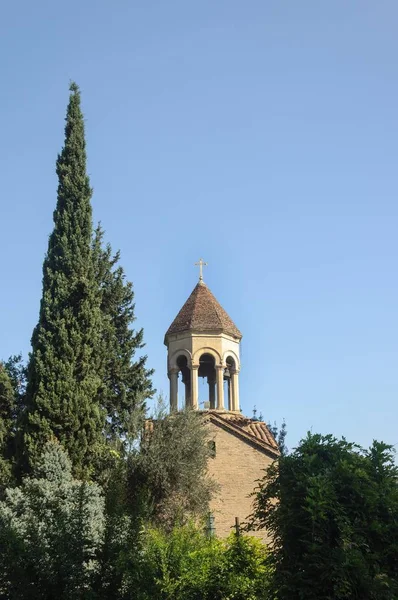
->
xmin=95 ymin=459 xmax=137 ymax=599
xmin=249 ymin=433 xmax=398 ymax=600
xmin=21 ymin=82 xmax=104 ymax=478
xmin=0 ymin=364 xmax=16 ymax=492
xmin=0 ymin=439 xmax=272 ymax=600
xmin=3 ymin=354 xmax=27 ymax=412
xmin=92 ymin=225 xmax=154 ymax=447
xmin=0 ymin=441 xmax=105 ymax=599
xmin=19 ymin=85 xmax=153 ymax=483
xmin=128 ymin=401 xmax=217 ymax=528
xmin=126 ymin=523 xmax=270 ymax=600
xmin=213 ymin=533 xmax=271 ymax=600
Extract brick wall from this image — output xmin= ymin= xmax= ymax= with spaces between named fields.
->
xmin=207 ymin=421 xmax=273 ymax=541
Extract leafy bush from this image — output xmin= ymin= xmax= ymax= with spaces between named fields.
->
xmin=128 ymin=403 xmax=217 ymax=528
xmin=0 ymin=441 xmax=105 ymax=599
xmin=124 ymin=522 xmax=270 ymax=600
xmin=250 ymin=433 xmax=398 ymax=600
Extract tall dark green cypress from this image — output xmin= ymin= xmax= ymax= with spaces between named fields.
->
xmin=21 ymin=83 xmax=103 ymax=478
xmin=0 ymin=364 xmax=15 ymax=492
xmin=93 ymin=225 xmax=154 ymax=445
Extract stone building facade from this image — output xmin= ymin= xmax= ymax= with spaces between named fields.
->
xmin=164 ymin=267 xmax=279 ymax=538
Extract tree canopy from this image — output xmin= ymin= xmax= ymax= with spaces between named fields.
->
xmin=128 ymin=402 xmax=217 ymax=529
xmin=0 ymin=364 xmax=16 ymax=492
xmin=0 ymin=441 xmax=105 ymax=599
xmin=250 ymin=433 xmax=398 ymax=600
xmin=21 ymin=83 xmax=104 ymax=478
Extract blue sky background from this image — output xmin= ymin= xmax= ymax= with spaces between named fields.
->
xmin=1 ymin=0 xmax=397 ymax=451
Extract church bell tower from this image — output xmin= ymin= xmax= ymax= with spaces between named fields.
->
xmin=164 ymin=260 xmax=279 ymax=540
xmin=164 ymin=259 xmax=242 ymax=413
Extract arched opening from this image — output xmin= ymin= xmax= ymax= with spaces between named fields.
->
xmin=198 ymin=353 xmax=216 ymax=409
xmin=224 ymin=356 xmax=236 ymax=411
xmin=176 ymin=355 xmax=191 ymax=408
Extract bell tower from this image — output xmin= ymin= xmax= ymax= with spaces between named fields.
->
xmin=164 ymin=260 xmax=279 ymax=540
xmin=164 ymin=260 xmax=242 ymax=413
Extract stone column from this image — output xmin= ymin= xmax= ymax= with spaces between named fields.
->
xmin=169 ymin=369 xmax=179 ymax=412
xmin=191 ymin=365 xmax=199 ymax=410
xmin=184 ymin=378 xmax=192 ymax=408
xmin=231 ymin=370 xmax=240 ymax=412
xmin=216 ymin=366 xmax=224 ymax=410
xmin=227 ymin=378 xmax=232 ymax=411
xmin=208 ymin=377 xmax=216 ymax=409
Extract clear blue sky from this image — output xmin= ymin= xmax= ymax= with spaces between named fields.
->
xmin=1 ymin=1 xmax=397 ymax=452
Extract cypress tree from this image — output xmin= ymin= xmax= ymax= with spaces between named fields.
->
xmin=21 ymin=83 xmax=104 ymax=477
xmin=0 ymin=364 xmax=16 ymax=492
xmin=4 ymin=354 xmax=27 ymax=414
xmin=93 ymin=225 xmax=154 ymax=446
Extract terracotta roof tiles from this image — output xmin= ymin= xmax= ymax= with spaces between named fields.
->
xmin=165 ymin=282 xmax=242 ymax=341
xmin=211 ymin=412 xmax=279 ymax=451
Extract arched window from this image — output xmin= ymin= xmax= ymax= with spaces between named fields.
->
xmin=176 ymin=355 xmax=191 ymax=408
xmin=198 ymin=353 xmax=216 ymax=409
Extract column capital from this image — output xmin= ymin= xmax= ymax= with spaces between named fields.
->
xmin=191 ymin=364 xmax=199 ymax=371
xmin=168 ymin=367 xmax=180 ymax=376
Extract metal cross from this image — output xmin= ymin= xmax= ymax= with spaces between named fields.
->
xmin=195 ymin=258 xmax=208 ymax=282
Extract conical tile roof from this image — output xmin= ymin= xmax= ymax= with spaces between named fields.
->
xmin=165 ymin=281 xmax=242 ymax=342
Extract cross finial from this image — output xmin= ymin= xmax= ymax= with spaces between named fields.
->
xmin=195 ymin=258 xmax=208 ymax=282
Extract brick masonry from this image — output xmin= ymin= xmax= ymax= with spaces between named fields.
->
xmin=207 ymin=420 xmax=274 ymax=541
